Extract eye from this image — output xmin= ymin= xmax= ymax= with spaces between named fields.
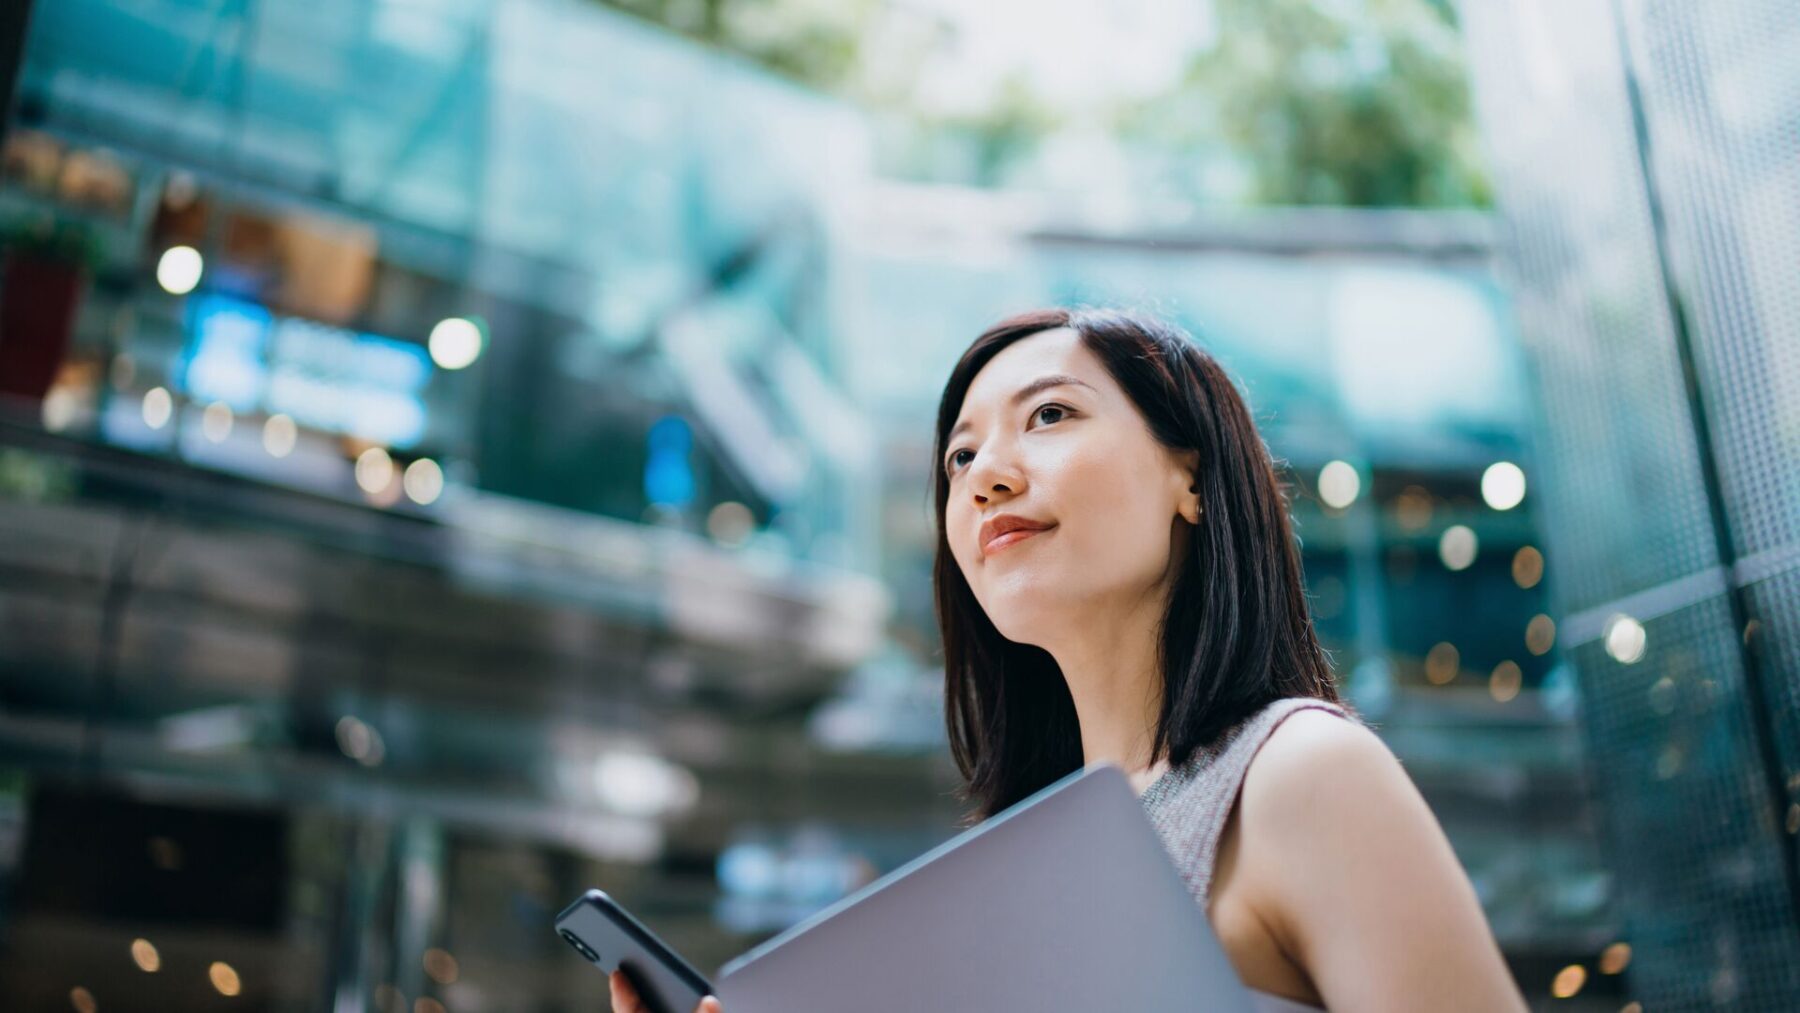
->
xmin=945 ymin=403 xmax=1071 ymax=477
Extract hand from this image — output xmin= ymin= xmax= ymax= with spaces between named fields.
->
xmin=608 ymin=970 xmax=722 ymax=1013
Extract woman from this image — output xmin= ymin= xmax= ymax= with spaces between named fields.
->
xmin=615 ymin=308 xmax=1525 ymax=1012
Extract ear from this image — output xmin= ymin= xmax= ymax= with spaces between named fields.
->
xmin=1172 ymin=448 xmax=1202 ymax=525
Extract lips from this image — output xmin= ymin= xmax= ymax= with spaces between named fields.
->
xmin=979 ymin=514 xmax=1055 ymax=557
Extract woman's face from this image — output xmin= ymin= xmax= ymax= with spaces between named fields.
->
xmin=942 ymin=327 xmax=1200 ymax=646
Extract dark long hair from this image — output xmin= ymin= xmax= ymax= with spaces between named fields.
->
xmin=933 ymin=307 xmax=1344 ymax=819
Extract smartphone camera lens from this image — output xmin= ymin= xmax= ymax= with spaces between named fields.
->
xmin=560 ymin=929 xmax=600 ymax=963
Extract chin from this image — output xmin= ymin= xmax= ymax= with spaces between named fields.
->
xmin=986 ymin=616 xmax=1045 ymax=647
xmin=977 ymin=590 xmax=1076 ymax=649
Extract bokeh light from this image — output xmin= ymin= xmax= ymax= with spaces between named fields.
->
xmin=593 ymin=750 xmax=699 ymax=817
xmin=707 ymin=501 xmax=755 ymax=546
xmin=1425 ymin=642 xmax=1460 ymax=686
xmin=262 ymin=414 xmax=298 ymax=458
xmin=1647 ymin=676 xmax=1676 ymax=715
xmin=209 ymin=961 xmax=241 ymax=996
xmin=335 ymin=715 xmax=385 ymax=767
xmin=142 ymin=386 xmax=172 ymax=429
xmin=1551 ymin=964 xmax=1587 ymax=998
xmin=156 ymin=245 xmax=203 ymax=294
xmin=41 ymin=387 xmax=79 ymax=432
xmin=429 ymin=317 xmax=483 ymax=370
xmin=403 ymin=458 xmax=445 ymax=505
xmin=1393 ymin=485 xmax=1434 ymax=530
xmin=202 ymin=401 xmax=233 ymax=443
xmin=422 ymin=948 xmax=459 ymax=985
xmin=1489 ymin=661 xmax=1522 ymax=703
xmin=1525 ymin=614 xmax=1556 ymax=655
xmin=355 ymin=448 xmax=396 ymax=495
xmin=1438 ymin=524 xmax=1478 ymax=570
xmin=1604 ymin=614 xmax=1648 ymax=664
xmin=1511 ymin=545 xmax=1544 ymax=588
xmin=1317 ymin=460 xmax=1361 ymax=509
xmin=1480 ymin=461 xmax=1526 ymax=510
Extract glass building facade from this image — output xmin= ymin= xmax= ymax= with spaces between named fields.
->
xmin=1461 ymin=0 xmax=1800 ymax=1008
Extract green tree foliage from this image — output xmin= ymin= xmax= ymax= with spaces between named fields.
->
xmin=1129 ymin=0 xmax=1488 ymax=206
xmin=587 ymin=0 xmax=1488 ymax=208
xmin=591 ymin=0 xmax=874 ymax=92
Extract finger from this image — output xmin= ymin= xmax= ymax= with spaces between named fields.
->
xmin=696 ymin=997 xmax=723 ymax=1013
xmin=609 ymin=971 xmax=642 ymax=1013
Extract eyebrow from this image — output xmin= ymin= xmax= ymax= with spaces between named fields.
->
xmin=947 ymin=374 xmax=1097 ymax=444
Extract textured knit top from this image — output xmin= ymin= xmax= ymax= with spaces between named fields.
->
xmin=1138 ymin=696 xmax=1362 ymax=1013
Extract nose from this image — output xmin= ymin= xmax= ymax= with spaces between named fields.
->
xmin=968 ymin=449 xmax=1025 ymax=505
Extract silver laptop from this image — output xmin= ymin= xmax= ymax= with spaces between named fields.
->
xmin=716 ymin=762 xmax=1255 ymax=1012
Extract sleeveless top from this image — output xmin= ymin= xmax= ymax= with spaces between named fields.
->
xmin=1138 ymin=696 xmax=1362 ymax=1013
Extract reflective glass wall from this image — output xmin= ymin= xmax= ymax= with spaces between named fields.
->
xmin=2 ymin=2 xmax=904 ymax=1010
xmin=5 ymin=0 xmax=871 ymax=563
xmin=1461 ymin=0 xmax=1800 ymax=1008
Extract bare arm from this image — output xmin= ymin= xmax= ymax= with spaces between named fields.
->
xmin=1236 ymin=711 xmax=1527 ymax=1013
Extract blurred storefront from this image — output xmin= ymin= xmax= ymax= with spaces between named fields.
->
xmin=0 ymin=0 xmax=1651 ymax=1010
xmin=1 ymin=1 xmax=911 ymax=1010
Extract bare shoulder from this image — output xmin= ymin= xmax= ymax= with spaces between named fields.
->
xmin=1240 ymin=708 xmax=1410 ymax=821
xmin=1236 ymin=707 xmax=1436 ymax=890
xmin=1232 ymin=707 xmax=1527 ymax=1012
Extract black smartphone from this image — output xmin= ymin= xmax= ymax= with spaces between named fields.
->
xmin=554 ymin=889 xmax=715 ymax=1013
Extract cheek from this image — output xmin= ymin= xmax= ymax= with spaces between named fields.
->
xmin=1051 ymin=446 xmax=1179 ymax=582
xmin=943 ymin=500 xmax=977 ymax=575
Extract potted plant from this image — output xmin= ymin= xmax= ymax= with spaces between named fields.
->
xmin=0 ymin=210 xmax=103 ymax=403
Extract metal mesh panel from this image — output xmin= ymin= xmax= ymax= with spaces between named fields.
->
xmin=1617 ymin=0 xmax=1800 ymax=801
xmin=1460 ymin=0 xmax=1800 ymax=1007
xmin=1459 ymin=0 xmax=1721 ymax=617
xmin=1746 ymin=566 xmax=1800 ymax=837
xmin=1571 ymin=597 xmax=1800 ymax=1006
xmin=1613 ymin=0 xmax=1800 ymax=552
